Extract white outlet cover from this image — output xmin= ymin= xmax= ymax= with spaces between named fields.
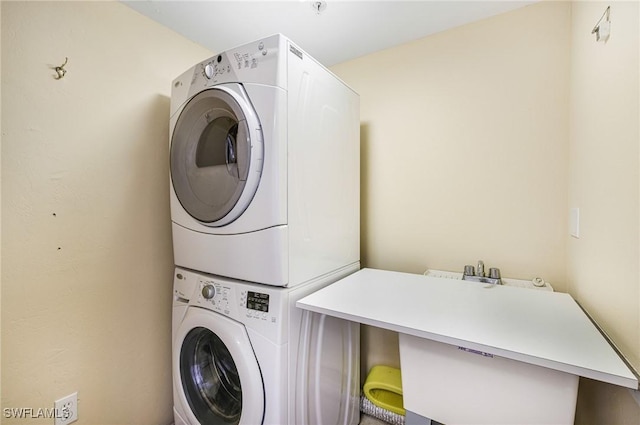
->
xmin=54 ymin=392 xmax=78 ymax=425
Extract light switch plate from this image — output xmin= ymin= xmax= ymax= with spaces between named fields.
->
xmin=570 ymin=208 xmax=580 ymax=238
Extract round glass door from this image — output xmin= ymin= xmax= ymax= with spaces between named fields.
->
xmin=180 ymin=327 xmax=242 ymax=424
xmin=171 ymin=85 xmax=263 ymax=226
xmin=174 ymin=307 xmax=265 ymax=425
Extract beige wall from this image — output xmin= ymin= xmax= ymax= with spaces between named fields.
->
xmin=1 ymin=0 xmax=3 ymax=408
xmin=2 ymin=1 xmax=639 ymax=424
xmin=332 ymin=0 xmax=640 ymax=421
xmin=333 ymin=1 xmax=571 ymax=289
xmin=332 ymin=0 xmax=572 ymax=373
xmin=567 ymin=1 xmax=640 ymax=423
xmin=1 ymin=2 xmax=210 ymax=424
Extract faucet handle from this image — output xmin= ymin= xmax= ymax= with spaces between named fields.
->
xmin=489 ymin=268 xmax=501 ymax=279
xmin=463 ymin=265 xmax=475 ymax=277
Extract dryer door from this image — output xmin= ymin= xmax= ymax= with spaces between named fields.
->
xmin=174 ymin=307 xmax=265 ymax=425
xmin=171 ymin=84 xmax=263 ymax=227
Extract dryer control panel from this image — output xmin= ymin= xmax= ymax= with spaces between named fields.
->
xmin=186 ymin=34 xmax=284 ymax=96
xmin=171 ymin=35 xmax=282 ymax=117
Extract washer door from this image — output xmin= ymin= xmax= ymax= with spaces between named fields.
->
xmin=174 ymin=307 xmax=264 ymax=425
xmin=171 ymin=84 xmax=263 ymax=226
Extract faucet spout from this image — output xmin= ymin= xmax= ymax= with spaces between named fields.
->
xmin=477 ymin=260 xmax=485 ymax=278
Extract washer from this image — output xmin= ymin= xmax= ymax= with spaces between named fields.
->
xmin=172 ymin=266 xmax=360 ymax=425
xmin=169 ymin=34 xmax=360 ymax=287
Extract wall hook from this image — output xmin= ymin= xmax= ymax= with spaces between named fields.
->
xmin=54 ymin=57 xmax=68 ymax=79
xmin=591 ymin=6 xmax=611 ymax=42
xmin=310 ymin=1 xmax=327 ymax=15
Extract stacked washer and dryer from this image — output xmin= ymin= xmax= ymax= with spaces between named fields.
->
xmin=168 ymin=35 xmax=361 ymax=425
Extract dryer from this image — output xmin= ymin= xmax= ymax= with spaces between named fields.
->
xmin=169 ymin=34 xmax=360 ymax=287
xmin=172 ymin=266 xmax=360 ymax=425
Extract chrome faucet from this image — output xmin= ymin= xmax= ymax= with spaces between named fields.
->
xmin=462 ymin=260 xmax=502 ymax=285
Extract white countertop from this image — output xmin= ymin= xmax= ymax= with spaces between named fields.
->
xmin=296 ymin=268 xmax=638 ymax=389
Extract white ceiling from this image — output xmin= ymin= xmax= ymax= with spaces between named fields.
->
xmin=122 ymin=1 xmax=537 ymax=66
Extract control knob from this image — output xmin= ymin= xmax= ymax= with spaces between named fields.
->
xmin=203 ymin=64 xmax=214 ymax=79
xmin=202 ymin=284 xmax=216 ymax=299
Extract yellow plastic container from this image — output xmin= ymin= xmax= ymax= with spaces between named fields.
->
xmin=363 ymin=365 xmax=405 ymax=416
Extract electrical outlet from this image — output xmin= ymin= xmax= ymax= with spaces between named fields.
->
xmin=54 ymin=392 xmax=78 ymax=425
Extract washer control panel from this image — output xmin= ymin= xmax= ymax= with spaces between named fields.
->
xmin=193 ymin=275 xmax=282 ymax=327
xmin=173 ymin=267 xmax=285 ymax=342
xmin=196 ymin=276 xmax=234 ymax=316
xmin=242 ymin=290 xmax=270 ymax=316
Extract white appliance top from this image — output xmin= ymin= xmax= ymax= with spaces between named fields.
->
xmin=296 ymin=268 xmax=638 ymax=389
